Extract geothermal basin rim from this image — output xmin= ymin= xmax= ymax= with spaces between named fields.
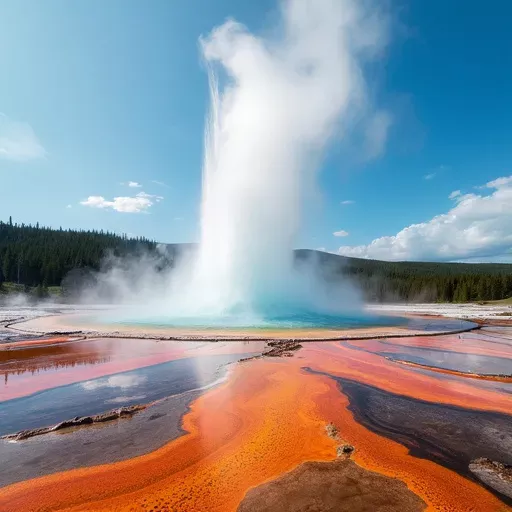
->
xmin=3 ymin=310 xmax=480 ymax=342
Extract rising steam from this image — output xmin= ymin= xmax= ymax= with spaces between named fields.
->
xmin=80 ymin=0 xmax=389 ymax=325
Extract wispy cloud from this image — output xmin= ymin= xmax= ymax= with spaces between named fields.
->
xmin=0 ymin=113 xmax=46 ymax=162
xmin=341 ymin=200 xmax=355 ymax=205
xmin=127 ymin=181 xmax=142 ymax=188
xmin=448 ymin=190 xmax=461 ymax=200
xmin=66 ymin=204 xmax=72 ymax=209
xmin=333 ymin=229 xmax=349 ymax=237
xmin=364 ymin=110 xmax=393 ymax=159
xmin=424 ymin=164 xmax=450 ymax=181
xmin=338 ymin=175 xmax=512 ymax=261
xmin=151 ymin=180 xmax=169 ymax=188
xmin=81 ymin=191 xmax=163 ymax=213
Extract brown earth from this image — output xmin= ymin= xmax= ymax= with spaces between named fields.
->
xmin=237 ymin=459 xmax=426 ymax=512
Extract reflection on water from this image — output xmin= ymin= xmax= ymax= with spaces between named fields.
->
xmin=0 ymin=337 xmax=266 ymax=402
xmin=346 ymin=336 xmax=512 ymax=376
xmin=2 ymin=357 xmax=112 ymax=384
xmin=405 ymin=317 xmax=476 ymax=332
xmin=80 ymin=373 xmax=147 ymax=391
xmin=381 ymin=348 xmax=512 ymax=375
xmin=1 ymin=341 xmax=112 ymax=387
xmin=0 ymin=338 xmax=187 ymax=397
xmin=0 ymin=353 xmax=246 ymax=436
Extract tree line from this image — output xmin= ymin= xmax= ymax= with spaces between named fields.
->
xmin=0 ymin=218 xmax=156 ymax=292
xmin=1 ymin=220 xmax=511 ymax=303
xmin=297 ymin=250 xmax=512 ymax=303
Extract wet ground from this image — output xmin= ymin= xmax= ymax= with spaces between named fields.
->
xmin=0 ymin=308 xmax=511 ymax=511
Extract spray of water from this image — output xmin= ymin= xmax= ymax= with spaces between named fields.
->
xmin=82 ymin=0 xmax=390 ymax=327
xmin=174 ymin=0 xmax=387 ymax=321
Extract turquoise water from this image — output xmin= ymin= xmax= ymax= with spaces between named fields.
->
xmin=81 ymin=307 xmax=476 ymax=333
xmin=98 ymin=308 xmax=407 ymax=330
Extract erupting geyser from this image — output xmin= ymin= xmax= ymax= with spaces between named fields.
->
xmin=109 ymin=0 xmax=389 ymax=327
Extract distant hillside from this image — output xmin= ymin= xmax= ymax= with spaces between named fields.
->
xmin=1 ymin=219 xmax=511 ymax=303
xmin=295 ymin=249 xmax=512 ymax=303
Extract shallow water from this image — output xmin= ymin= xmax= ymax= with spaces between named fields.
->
xmin=0 ymin=353 xmax=244 ymax=436
xmin=380 ymin=348 xmax=512 ymax=375
xmin=0 ymin=337 xmax=265 ymax=402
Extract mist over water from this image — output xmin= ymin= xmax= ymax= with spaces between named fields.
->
xmin=89 ymin=0 xmax=390 ymax=327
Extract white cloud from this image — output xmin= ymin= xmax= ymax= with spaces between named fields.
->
xmin=424 ymin=172 xmax=436 ymax=180
xmin=128 ymin=181 xmax=142 ymax=188
xmin=66 ymin=204 xmax=72 ymax=209
xmin=81 ymin=191 xmax=163 ymax=213
xmin=341 ymin=200 xmax=355 ymax=205
xmin=333 ymin=229 xmax=349 ymax=237
xmin=0 ymin=113 xmax=46 ymax=162
xmin=338 ymin=175 xmax=512 ymax=261
xmin=449 ymin=190 xmax=461 ymax=199
xmin=364 ymin=110 xmax=392 ymax=159
xmin=486 ymin=176 xmax=512 ymax=189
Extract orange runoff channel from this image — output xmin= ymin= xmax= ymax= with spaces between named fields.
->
xmin=0 ymin=352 xmax=507 ymax=512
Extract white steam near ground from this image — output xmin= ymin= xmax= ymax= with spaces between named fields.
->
xmin=66 ymin=0 xmax=392 ymax=323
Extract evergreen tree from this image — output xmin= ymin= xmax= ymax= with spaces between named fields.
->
xmin=2 ymin=247 xmax=15 ymax=283
xmin=0 ymin=218 xmax=156 ymax=289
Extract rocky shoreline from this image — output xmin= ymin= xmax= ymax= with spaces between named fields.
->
xmin=2 ymin=405 xmax=147 ymax=441
xmin=469 ymin=458 xmax=512 ymax=499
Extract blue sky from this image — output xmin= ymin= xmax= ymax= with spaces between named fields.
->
xmin=1 ymin=0 xmax=511 ymax=261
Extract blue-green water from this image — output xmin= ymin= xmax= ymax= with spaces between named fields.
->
xmin=79 ymin=308 xmax=476 ymax=333
xmin=90 ymin=307 xmax=406 ymax=330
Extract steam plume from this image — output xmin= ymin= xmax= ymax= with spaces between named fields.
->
xmin=80 ymin=0 xmax=389 ymax=325
xmin=175 ymin=0 xmax=387 ymax=317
